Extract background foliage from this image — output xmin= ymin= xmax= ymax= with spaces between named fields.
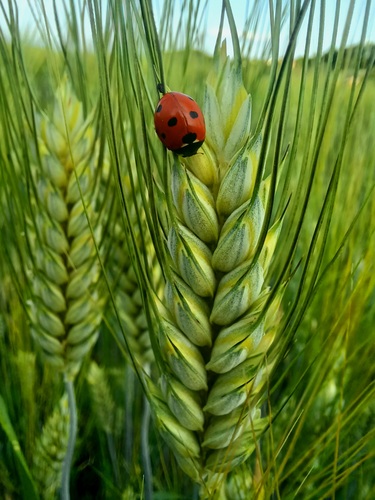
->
xmin=0 ymin=0 xmax=374 ymax=499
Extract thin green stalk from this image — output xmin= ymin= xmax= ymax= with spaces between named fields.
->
xmin=125 ymin=365 xmax=135 ymax=470
xmin=141 ymin=364 xmax=153 ymax=500
xmin=61 ymin=375 xmax=77 ymax=500
xmin=107 ymin=432 xmax=120 ymax=487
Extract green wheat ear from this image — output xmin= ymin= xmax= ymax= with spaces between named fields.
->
xmin=150 ymin=44 xmax=281 ymax=494
xmin=105 ymin=167 xmax=160 ymax=367
xmin=32 ymin=395 xmax=70 ymax=499
xmin=87 ymin=361 xmax=116 ymax=435
xmin=26 ymin=76 xmax=104 ymax=380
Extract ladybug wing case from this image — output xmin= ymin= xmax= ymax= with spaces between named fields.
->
xmin=154 ymin=92 xmax=206 ymax=156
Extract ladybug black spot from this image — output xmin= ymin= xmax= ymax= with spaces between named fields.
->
xmin=161 ymin=133 xmax=166 ymax=139
xmin=189 ymin=111 xmax=198 ymax=119
xmin=182 ymin=132 xmax=197 ymax=144
xmin=168 ymin=117 xmax=178 ymax=127
xmin=156 ymin=104 xmax=162 ymax=113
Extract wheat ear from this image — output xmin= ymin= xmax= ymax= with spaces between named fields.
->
xmin=32 ymin=395 xmax=70 ymax=499
xmin=27 ymin=76 xmax=104 ymax=379
xmin=106 ymin=171 xmax=160 ymax=367
xmin=22 ymin=75 xmax=106 ymax=498
xmin=152 ymin=45 xmax=280 ymax=494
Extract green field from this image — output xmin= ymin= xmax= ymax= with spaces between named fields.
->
xmin=0 ymin=1 xmax=374 ymax=499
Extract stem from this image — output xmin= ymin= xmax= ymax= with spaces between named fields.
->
xmin=107 ymin=432 xmax=120 ymax=487
xmin=141 ymin=394 xmax=152 ymax=500
xmin=61 ymin=374 xmax=77 ymax=500
xmin=124 ymin=364 xmax=135 ymax=472
xmin=141 ymin=365 xmax=153 ymax=500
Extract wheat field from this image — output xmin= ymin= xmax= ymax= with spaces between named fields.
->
xmin=0 ymin=1 xmax=374 ymax=499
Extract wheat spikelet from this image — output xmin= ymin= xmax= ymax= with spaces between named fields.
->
xmin=32 ymin=395 xmax=70 ymax=499
xmin=152 ymin=46 xmax=281 ymax=492
xmin=26 ymin=76 xmax=104 ymax=379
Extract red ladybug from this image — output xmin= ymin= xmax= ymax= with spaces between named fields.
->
xmin=154 ymin=92 xmax=206 ymax=157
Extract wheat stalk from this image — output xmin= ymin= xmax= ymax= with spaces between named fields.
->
xmin=146 ymin=43 xmax=282 ymax=496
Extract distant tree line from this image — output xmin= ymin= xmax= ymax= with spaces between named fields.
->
xmin=317 ymin=43 xmax=375 ymax=69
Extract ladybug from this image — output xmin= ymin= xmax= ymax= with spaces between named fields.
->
xmin=154 ymin=92 xmax=206 ymax=157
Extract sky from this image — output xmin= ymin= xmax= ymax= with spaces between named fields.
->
xmin=202 ymin=0 xmax=375 ymax=57
xmin=1 ymin=0 xmax=374 ymax=59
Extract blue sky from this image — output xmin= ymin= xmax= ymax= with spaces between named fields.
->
xmin=203 ymin=0 xmax=375 ymax=57
xmin=2 ymin=0 xmax=374 ymax=58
